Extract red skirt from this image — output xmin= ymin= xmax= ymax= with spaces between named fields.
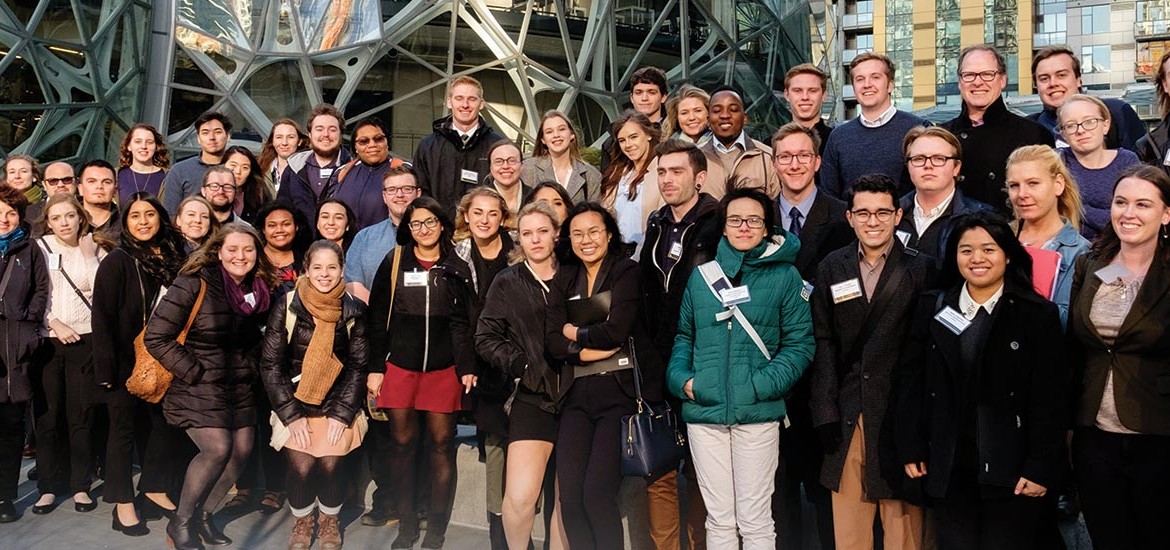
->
xmin=375 ymin=362 xmax=464 ymax=413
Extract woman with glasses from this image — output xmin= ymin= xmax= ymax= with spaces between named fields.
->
xmin=366 ymin=196 xmax=475 ymax=549
xmin=599 ymin=111 xmax=663 ymax=255
xmin=336 ymin=117 xmax=406 ymax=233
xmin=521 ymin=111 xmax=602 ymax=204
xmin=663 ymin=84 xmax=711 ymax=143
xmin=488 ymin=141 xmax=530 ymax=220
xmin=223 ymin=145 xmax=274 ymax=226
xmin=259 ymin=119 xmax=309 ymax=193
xmin=667 ymin=188 xmax=814 ymax=549
xmin=1057 ymin=94 xmax=1140 ymax=239
xmin=117 ymin=124 xmax=170 ymax=205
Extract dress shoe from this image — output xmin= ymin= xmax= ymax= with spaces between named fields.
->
xmin=391 ymin=518 xmax=420 ymax=549
xmin=166 ymin=515 xmax=206 ymax=550
xmin=111 ymin=507 xmax=150 ymax=537
xmin=258 ymin=491 xmax=285 ymax=515
xmin=0 ymin=500 xmax=19 ymax=523
xmin=74 ymin=499 xmax=98 ymax=513
xmin=138 ymin=493 xmax=176 ymax=520
xmin=31 ymin=496 xmax=57 ymax=515
xmin=195 ymin=511 xmax=231 ymax=546
xmin=26 ymin=467 xmax=37 ymax=481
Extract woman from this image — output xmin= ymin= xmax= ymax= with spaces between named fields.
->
xmin=487 ymin=141 xmax=530 ymax=220
xmin=257 ymin=199 xmax=312 ymax=297
xmin=521 ymin=110 xmax=602 ymax=204
xmin=544 ymin=202 xmax=663 ymax=549
xmin=599 ymin=111 xmax=663 ymax=254
xmin=259 ymin=118 xmax=309 ymax=191
xmin=1057 ymin=94 xmax=1140 ymax=239
xmin=173 ymin=196 xmax=221 ymax=253
xmin=523 ymin=182 xmax=573 ymax=224
xmin=1005 ymin=145 xmax=1091 ymax=326
xmin=146 ymin=223 xmax=276 ymax=549
xmin=315 ymin=199 xmax=356 ymax=253
xmin=666 ymin=188 xmax=814 ymax=549
xmin=30 ymin=194 xmax=103 ymax=516
xmin=365 ymin=196 xmax=475 ymax=549
xmin=663 ymin=84 xmax=711 ymax=142
xmin=897 ymin=212 xmax=1066 ymax=550
xmin=117 ymin=123 xmax=170 ymax=204
xmin=0 ymin=185 xmax=48 ymax=523
xmin=223 ymin=145 xmax=273 ymax=225
xmin=91 ymin=193 xmax=186 ymax=536
xmin=4 ymin=154 xmax=44 ymax=226
xmin=1068 ymin=165 xmax=1170 ymax=550
xmin=476 ymin=202 xmax=568 ymax=549
xmin=261 ymin=240 xmax=367 ymax=550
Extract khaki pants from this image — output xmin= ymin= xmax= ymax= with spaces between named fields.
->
xmin=832 ymin=414 xmax=923 ymax=550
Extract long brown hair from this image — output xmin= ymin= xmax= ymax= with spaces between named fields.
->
xmin=1090 ymin=164 xmax=1170 ymax=263
xmin=1158 ymin=50 xmax=1170 ymax=119
xmin=257 ymin=118 xmax=308 ymax=175
xmin=600 ymin=110 xmax=660 ymax=201
xmin=181 ymin=222 xmax=279 ymax=289
xmin=532 ymin=110 xmax=584 ymax=161
xmin=118 ymin=123 xmax=170 ymax=170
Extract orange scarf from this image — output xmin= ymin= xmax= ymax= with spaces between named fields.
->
xmin=292 ymin=276 xmax=345 ymax=405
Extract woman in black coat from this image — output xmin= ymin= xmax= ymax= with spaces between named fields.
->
xmin=145 ymin=222 xmax=276 ymax=549
xmin=91 ymin=192 xmax=186 ymax=536
xmin=260 ymin=239 xmax=368 ymax=550
xmin=896 ymin=212 xmax=1067 ymax=550
xmin=0 ymin=185 xmax=49 ymax=523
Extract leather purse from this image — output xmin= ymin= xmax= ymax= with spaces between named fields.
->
xmin=126 ymin=280 xmax=206 ymax=403
xmin=620 ymin=338 xmax=687 ymax=478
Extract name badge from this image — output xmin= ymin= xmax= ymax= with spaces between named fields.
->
xmin=1094 ymin=263 xmax=1130 ymax=283
xmin=668 ymin=241 xmax=683 ymax=260
xmin=801 ymin=280 xmax=813 ymax=302
xmin=46 ymin=253 xmax=60 ymax=271
xmin=1055 ymin=139 xmax=1069 ymax=149
xmin=461 ymin=169 xmax=478 ymax=183
xmin=1164 ymin=150 xmax=1170 ymax=167
xmin=830 ymin=278 xmax=863 ymax=304
xmin=319 ymin=167 xmax=334 ymax=179
xmin=404 ymin=271 xmax=428 ymax=287
xmin=719 ymin=285 xmax=751 ymax=306
xmin=618 ymin=357 xmax=630 ymax=366
xmin=895 ymin=229 xmax=911 ymax=247
xmin=243 ymin=292 xmax=256 ymax=307
xmin=934 ymin=306 xmax=971 ymax=335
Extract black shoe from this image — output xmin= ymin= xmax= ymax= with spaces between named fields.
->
xmin=31 ymin=497 xmax=57 ymax=515
xmin=362 ymin=507 xmax=398 ymax=526
xmin=421 ymin=532 xmax=445 ymax=549
xmin=138 ymin=493 xmax=176 ymax=521
xmin=195 ymin=511 xmax=231 ymax=546
xmin=111 ymin=507 xmax=150 ymax=537
xmin=74 ymin=498 xmax=98 ymax=513
xmin=391 ymin=519 xmax=420 ymax=549
xmin=0 ymin=500 xmax=18 ymax=523
xmin=166 ymin=515 xmax=206 ymax=550
xmin=421 ymin=513 xmax=448 ymax=549
xmin=26 ymin=467 xmax=37 ymax=481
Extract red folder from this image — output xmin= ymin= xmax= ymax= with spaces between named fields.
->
xmin=1025 ymin=246 xmax=1061 ymax=300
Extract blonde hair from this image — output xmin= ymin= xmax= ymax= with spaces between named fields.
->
xmin=507 ymin=201 xmax=561 ymax=266
xmin=448 ymin=75 xmax=484 ymax=99
xmin=1056 ymin=93 xmax=1110 ymax=124
xmin=663 ymin=84 xmax=710 ymax=139
xmin=1005 ymin=145 xmax=1084 ymax=231
xmin=453 ymin=187 xmax=511 ymax=242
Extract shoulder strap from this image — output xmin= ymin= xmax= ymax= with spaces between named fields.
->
xmin=40 ymin=237 xmax=92 ymax=310
xmin=335 ymin=158 xmax=358 ymax=185
xmin=284 ymin=291 xmax=297 ymax=344
xmin=0 ymin=253 xmax=17 ymax=303
xmin=176 ymin=280 xmax=206 ymax=345
xmin=385 ymin=247 xmax=402 ymax=332
xmin=840 ymin=266 xmax=907 ymax=369
xmin=697 ymin=261 xmax=771 ymax=361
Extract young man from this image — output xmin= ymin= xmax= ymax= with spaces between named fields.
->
xmin=810 ymin=174 xmax=934 ymax=550
xmin=412 ymin=75 xmax=503 ymax=215
xmin=200 ymin=166 xmax=247 ymax=225
xmin=941 ymin=44 xmax=1053 ymax=215
xmin=78 ymin=160 xmax=119 ymax=236
xmin=699 ymin=87 xmax=779 ymax=199
xmin=277 ymin=103 xmax=353 ymax=224
xmin=332 ymin=117 xmax=407 ymax=233
xmin=1030 ymin=45 xmax=1145 ymax=151
xmin=601 ymin=66 xmax=668 ymax=173
xmin=820 ymin=53 xmax=927 ymax=199
xmin=783 ymin=64 xmax=833 ymax=156
xmin=160 ymin=111 xmax=230 ymax=215
xmin=345 ymin=165 xmax=420 ymax=305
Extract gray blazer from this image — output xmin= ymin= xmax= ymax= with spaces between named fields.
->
xmin=520 ymin=156 xmax=602 ymax=204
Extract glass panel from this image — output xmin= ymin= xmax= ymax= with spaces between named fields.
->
xmin=173 ymin=46 xmax=216 ymax=90
xmin=241 ymin=61 xmax=312 ymax=125
xmin=34 ymin=1 xmax=83 ymax=44
xmin=177 ymin=0 xmax=252 ymax=49
xmin=313 ymin=62 xmax=347 ymax=106
xmin=0 ymin=109 xmax=42 ymax=149
xmin=0 ymin=52 xmax=47 ymax=104
xmin=0 ymin=0 xmax=35 ymax=25
xmin=167 ymin=88 xmax=219 ymax=135
xmin=299 ymin=0 xmax=381 ymax=52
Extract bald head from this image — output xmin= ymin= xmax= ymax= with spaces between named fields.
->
xmin=43 ymin=162 xmax=76 ymax=197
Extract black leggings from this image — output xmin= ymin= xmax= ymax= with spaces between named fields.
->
xmin=389 ymin=409 xmax=456 ymax=535
xmin=284 ymin=449 xmax=345 ymax=511
xmin=178 ymin=427 xmax=254 ymax=519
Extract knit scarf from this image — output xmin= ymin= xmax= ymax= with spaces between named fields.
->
xmin=292 ymin=276 xmax=345 ymax=406
xmin=0 ymin=226 xmax=26 ymax=256
xmin=220 ymin=265 xmax=272 ymax=316
xmin=23 ymin=186 xmax=44 ymax=207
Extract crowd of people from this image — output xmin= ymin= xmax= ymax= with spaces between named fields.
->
xmin=0 ymin=41 xmax=1167 ymax=550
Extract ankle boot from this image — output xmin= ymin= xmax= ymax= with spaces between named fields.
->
xmin=195 ymin=511 xmax=232 ymax=546
xmin=166 ymin=515 xmax=206 ymax=550
xmin=288 ymin=513 xmax=314 ymax=550
xmin=488 ymin=513 xmax=507 ymax=550
xmin=421 ymin=512 xmax=448 ymax=549
xmin=318 ymin=513 xmax=342 ymax=549
xmin=391 ymin=516 xmax=420 ymax=549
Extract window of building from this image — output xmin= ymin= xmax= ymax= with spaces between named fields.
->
xmin=1082 ymin=44 xmax=1111 ymax=73
xmin=1081 ymin=5 xmax=1111 ymax=35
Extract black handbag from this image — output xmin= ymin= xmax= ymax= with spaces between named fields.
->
xmin=620 ymin=338 xmax=687 ymax=478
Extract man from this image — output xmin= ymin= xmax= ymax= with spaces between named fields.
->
xmin=333 ymin=117 xmax=407 ymax=233
xmin=1030 ymin=45 xmax=1145 ymax=151
xmin=941 ymin=44 xmax=1053 ymax=215
xmin=602 ymin=66 xmax=668 ymax=173
xmin=639 ymin=139 xmax=720 ymax=550
xmin=821 ymin=52 xmax=927 ymax=199
xmin=346 ymin=165 xmax=420 ymax=305
xmin=783 ymin=64 xmax=833 ymax=155
xmin=78 ymin=160 xmax=119 ymax=236
xmin=895 ymin=126 xmax=993 ymax=263
xmin=25 ymin=161 xmax=76 ymax=237
xmin=412 ymin=75 xmax=503 ymax=214
xmin=201 ymin=166 xmax=248 ymax=225
xmin=277 ymin=103 xmax=353 ymax=224
xmin=699 ymin=87 xmax=779 ymax=199
xmin=160 ymin=111 xmax=230 ymax=215
xmin=810 ymin=173 xmax=934 ymax=550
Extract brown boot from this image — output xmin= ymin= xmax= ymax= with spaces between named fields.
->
xmin=288 ymin=512 xmax=315 ymax=550
xmin=318 ymin=513 xmax=342 ymax=550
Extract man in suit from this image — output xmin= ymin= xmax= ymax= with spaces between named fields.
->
xmin=810 ymin=174 xmax=934 ymax=550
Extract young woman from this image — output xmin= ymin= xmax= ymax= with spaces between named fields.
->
xmin=91 ymin=193 xmax=187 ymax=536
xmin=259 ymin=118 xmax=309 ymax=192
xmin=30 ymin=194 xmax=104 ymax=516
xmin=664 ymin=84 xmax=711 ymax=142
xmin=257 ymin=199 xmax=312 ymax=297
xmin=173 ymin=196 xmax=221 ymax=253
xmin=897 ymin=212 xmax=1067 ymax=550
xmin=261 ymin=240 xmax=368 ymax=550
xmin=117 ymin=123 xmax=170 ymax=204
xmin=599 ymin=111 xmax=663 ymax=254
xmin=667 ymin=188 xmax=814 ymax=549
xmin=1057 ymin=94 xmax=1140 ymax=239
xmin=544 ymin=202 xmax=663 ymax=549
xmin=1005 ymin=145 xmax=1091 ymax=326
xmin=0 ymin=185 xmax=48 ymax=523
xmin=521 ymin=110 xmax=602 ymax=204
xmin=223 ymin=145 xmax=274 ymax=225
xmin=1068 ymin=165 xmax=1170 ymax=550
xmin=487 ymin=141 xmax=530 ymax=220
xmin=315 ymin=199 xmax=356 ymax=253
xmin=4 ymin=155 xmax=44 ymax=226
xmin=146 ymin=223 xmax=276 ymax=550
xmin=476 ymin=202 xmax=568 ymax=549
xmin=365 ymin=196 xmax=475 ymax=549
xmin=523 ymin=182 xmax=573 ymax=225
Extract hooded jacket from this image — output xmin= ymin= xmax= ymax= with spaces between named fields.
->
xmin=667 ymin=233 xmax=815 ymax=425
xmin=276 ymin=148 xmax=354 ymax=225
xmin=412 ymin=115 xmax=503 ymax=215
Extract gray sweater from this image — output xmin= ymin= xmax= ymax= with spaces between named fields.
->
xmin=159 ymin=156 xmax=214 ymax=216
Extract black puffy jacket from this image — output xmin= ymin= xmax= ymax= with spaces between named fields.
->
xmin=260 ymin=290 xmax=368 ymax=426
xmin=0 ymin=229 xmax=48 ymax=404
xmin=476 ymin=263 xmax=559 ymax=413
xmin=411 ymin=115 xmax=503 ymax=215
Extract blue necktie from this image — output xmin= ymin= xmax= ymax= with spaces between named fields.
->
xmin=789 ymin=206 xmax=802 ymax=236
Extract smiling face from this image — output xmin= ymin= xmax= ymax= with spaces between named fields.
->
xmin=708 ymin=91 xmax=746 ymax=143
xmin=569 ymin=211 xmax=609 ymax=264
xmin=410 ymin=207 xmax=443 ymax=250
xmin=466 ymin=195 xmax=503 ymax=242
xmin=0 ymin=201 xmax=17 ymax=234
xmin=46 ymin=202 xmax=82 ymax=243
xmin=1057 ymin=99 xmax=1109 ymax=155
xmin=125 ymin=200 xmax=160 ymax=242
xmin=724 ymin=197 xmax=767 ymax=251
xmin=272 ymin=123 xmax=301 ymax=159
xmin=264 ymin=209 xmax=296 ymax=251
xmin=447 ymin=83 xmax=484 ymax=130
xmin=1035 ymin=53 xmax=1082 ymax=111
xmin=1111 ymin=176 xmax=1170 ymax=249
xmin=675 ymin=97 xmax=709 ymax=139
xmin=533 ymin=187 xmax=568 ymax=223
xmin=784 ymin=73 xmax=826 ymax=125
xmin=128 ymin=128 xmax=157 ymax=166
xmin=197 ymin=119 xmax=228 ymax=156
xmin=958 ymin=50 xmax=1006 ymax=114
xmin=490 ymin=143 xmax=522 ymax=188
xmin=540 ymin=115 xmax=575 ymax=157
xmin=383 ymin=173 xmax=419 ymax=222
xmin=4 ymin=158 xmax=34 ymax=191
xmin=79 ymin=165 xmax=116 ymax=207
xmin=906 ymin=135 xmax=961 ymax=194
xmin=1007 ymin=160 xmax=1065 ymax=224
xmin=218 ymin=231 xmax=258 ymax=283
xmin=309 ymin=114 xmax=341 ymax=158
xmin=316 ymin=202 xmax=349 ymax=242
xmin=657 ymin=151 xmax=701 ymax=207
xmin=630 ymin=82 xmax=665 ymax=119
xmin=518 ymin=211 xmax=556 ymax=264
xmin=201 ymin=171 xmax=237 ymax=210
xmin=851 ymin=58 xmax=894 ymax=111
xmin=354 ymin=124 xmax=389 ymax=165
xmin=956 ymin=226 xmax=1008 ymax=294
xmin=307 ymin=247 xmax=343 ymax=292
xmin=617 ymin=121 xmax=652 ymax=165
xmin=224 ymin=152 xmax=252 ymax=186
xmin=773 ymin=132 xmax=821 ymax=196
xmin=177 ymin=200 xmax=212 ymax=241
xmin=848 ymin=191 xmax=902 ymax=252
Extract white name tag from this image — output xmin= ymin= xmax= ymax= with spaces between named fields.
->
xmin=895 ymin=229 xmax=911 ymax=247
xmin=461 ymin=169 xmax=478 ymax=183
xmin=319 ymin=167 xmax=334 ymax=179
xmin=243 ymin=292 xmax=256 ymax=307
xmin=1055 ymin=139 xmax=1069 ymax=149
xmin=719 ymin=286 xmax=751 ymax=306
xmin=404 ymin=271 xmax=428 ymax=287
xmin=1094 ymin=263 xmax=1131 ymax=283
xmin=668 ymin=241 xmax=683 ymax=259
xmin=46 ymin=253 xmax=60 ymax=271
xmin=618 ymin=357 xmax=630 ymax=366
xmin=830 ymin=278 xmax=863 ymax=304
xmin=934 ymin=306 xmax=971 ymax=335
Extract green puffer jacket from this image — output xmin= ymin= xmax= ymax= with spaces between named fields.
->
xmin=667 ymin=234 xmax=814 ymax=426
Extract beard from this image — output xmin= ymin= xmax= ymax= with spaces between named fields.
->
xmin=312 ymin=141 xmax=340 ymax=160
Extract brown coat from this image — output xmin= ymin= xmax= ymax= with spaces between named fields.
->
xmin=699 ymin=136 xmax=780 ymax=200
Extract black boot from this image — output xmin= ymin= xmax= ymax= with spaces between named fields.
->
xmin=195 ymin=511 xmax=232 ymax=546
xmin=488 ymin=513 xmax=507 ymax=550
xmin=166 ymin=515 xmax=205 ymax=550
xmin=421 ymin=512 xmax=449 ymax=549
xmin=392 ymin=516 xmax=420 ymax=549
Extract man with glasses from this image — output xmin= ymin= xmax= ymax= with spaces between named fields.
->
xmin=160 ymin=111 xmax=231 ymax=216
xmin=1029 ymin=46 xmax=1145 ymax=151
xmin=941 ymin=44 xmax=1053 ymax=215
xmin=809 ymin=173 xmax=934 ymax=550
xmin=332 ymin=117 xmax=408 ymax=233
xmin=277 ymin=103 xmax=353 ymax=224
xmin=200 ymin=166 xmax=248 ymax=225
xmin=346 ymin=165 xmax=420 ymax=305
xmin=78 ymin=160 xmax=120 ymax=236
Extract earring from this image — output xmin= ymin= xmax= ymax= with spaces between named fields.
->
xmin=1163 ymin=224 xmax=1169 ymax=240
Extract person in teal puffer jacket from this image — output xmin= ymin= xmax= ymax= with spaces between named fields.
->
xmin=667 ymin=187 xmax=815 ymax=550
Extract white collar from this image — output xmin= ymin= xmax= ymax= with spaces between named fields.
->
xmin=959 ymin=282 xmax=1004 ymax=320
xmin=914 ymin=188 xmax=956 ymax=220
xmin=859 ymin=103 xmax=897 ymax=128
xmin=455 ymin=123 xmax=479 ymax=139
xmin=713 ymin=132 xmax=749 ymax=155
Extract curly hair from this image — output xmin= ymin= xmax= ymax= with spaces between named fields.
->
xmin=118 ymin=123 xmax=170 ymax=170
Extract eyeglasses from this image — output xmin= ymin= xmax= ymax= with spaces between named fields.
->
xmin=569 ymin=228 xmax=606 ymax=242
xmin=355 ymin=135 xmax=387 ymax=147
xmin=203 ymin=182 xmax=237 ymax=192
xmin=383 ymin=185 xmax=418 ymax=196
xmin=959 ymin=70 xmax=1001 ymax=83
xmin=408 ymin=217 xmax=440 ymax=231
xmin=492 ymin=157 xmax=521 ymax=167
xmin=1057 ymin=118 xmax=1103 ymax=135
xmin=907 ymin=155 xmax=958 ymax=167
xmin=44 ymin=176 xmax=75 ymax=186
xmin=774 ymin=153 xmax=816 ymax=165
xmin=850 ymin=209 xmax=896 ymax=223
xmin=725 ymin=216 xmax=765 ymax=229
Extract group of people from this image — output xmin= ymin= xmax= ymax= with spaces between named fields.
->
xmin=0 ymin=40 xmax=1166 ymax=550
